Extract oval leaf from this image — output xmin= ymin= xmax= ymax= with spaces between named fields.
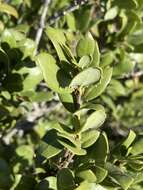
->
xmin=82 ymin=109 xmax=106 ymax=132
xmin=0 ymin=3 xmax=18 ymax=18
xmin=84 ymin=67 xmax=113 ymax=101
xmin=76 ymin=37 xmax=95 ymax=57
xmin=36 ymin=53 xmax=71 ymax=94
xmin=70 ymin=67 xmax=101 ymax=88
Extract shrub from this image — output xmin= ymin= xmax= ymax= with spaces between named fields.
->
xmin=1 ymin=0 xmax=143 ymax=189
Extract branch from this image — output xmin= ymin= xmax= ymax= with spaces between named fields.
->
xmin=48 ymin=0 xmax=89 ymax=25
xmin=35 ymin=0 xmax=51 ymax=53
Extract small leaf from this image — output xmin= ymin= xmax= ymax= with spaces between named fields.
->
xmin=81 ymin=130 xmax=100 ymax=148
xmin=59 ymin=93 xmax=76 ymax=112
xmin=1 ymin=29 xmax=16 ymax=48
xmin=76 ymin=37 xmax=95 ymax=57
xmin=17 ymin=38 xmax=36 ymax=59
xmin=88 ymin=133 xmax=109 ymax=163
xmin=66 ymin=13 xmax=76 ymax=31
xmin=91 ymin=40 xmax=100 ymax=67
xmin=91 ymin=165 xmax=108 ymax=183
xmin=16 ymin=145 xmax=34 ymax=164
xmin=75 ymin=181 xmax=107 ymax=190
xmin=112 ymin=0 xmax=138 ymax=9
xmin=78 ymin=55 xmax=91 ymax=69
xmin=100 ymin=51 xmax=114 ymax=67
xmin=46 ymin=26 xmax=67 ymax=62
xmin=18 ymin=66 xmax=43 ymax=91
xmin=82 ymin=109 xmax=106 ymax=132
xmin=131 ymin=137 xmax=143 ymax=155
xmin=58 ymin=138 xmax=86 ymax=155
xmin=76 ymin=169 xmax=97 ymax=183
xmin=84 ymin=67 xmax=113 ymax=101
xmin=37 ymin=130 xmax=63 ymax=159
xmin=70 ymin=67 xmax=101 ymax=88
xmin=36 ymin=53 xmax=71 ymax=94
xmin=57 ymin=168 xmax=75 ymax=190
xmin=104 ymin=7 xmax=118 ymax=20
xmin=36 ymin=177 xmax=57 ymax=190
xmin=122 ymin=130 xmax=136 ymax=149
xmin=0 ymin=3 xmax=18 ymax=18
xmin=107 ymin=164 xmax=134 ymax=190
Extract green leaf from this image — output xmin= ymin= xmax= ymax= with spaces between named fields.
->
xmin=82 ymin=109 xmax=106 ymax=132
xmin=0 ymin=3 xmax=18 ymax=18
xmin=91 ymin=40 xmax=100 ymax=67
xmin=76 ymin=37 xmax=95 ymax=57
xmin=46 ymin=26 xmax=67 ymax=62
xmin=100 ymin=51 xmax=114 ymax=67
xmin=131 ymin=137 xmax=143 ymax=155
xmin=27 ymin=91 xmax=53 ymax=102
xmin=1 ymin=29 xmax=17 ymax=48
xmin=128 ymin=160 xmax=143 ymax=171
xmin=36 ymin=53 xmax=72 ymax=94
xmin=37 ymin=130 xmax=63 ymax=159
xmin=18 ymin=66 xmax=43 ymax=91
xmin=112 ymin=0 xmax=138 ymax=9
xmin=76 ymin=169 xmax=97 ymax=183
xmin=36 ymin=177 xmax=57 ymax=190
xmin=107 ymin=164 xmax=134 ymax=190
xmin=57 ymin=132 xmax=80 ymax=148
xmin=70 ymin=67 xmax=101 ymax=88
xmin=78 ymin=55 xmax=91 ymax=69
xmin=58 ymin=138 xmax=86 ymax=155
xmin=107 ymin=79 xmax=126 ymax=96
xmin=81 ymin=130 xmax=100 ymax=148
xmin=16 ymin=145 xmax=34 ymax=164
xmin=88 ymin=133 xmax=109 ymax=163
xmin=84 ymin=67 xmax=113 ymax=101
xmin=57 ymin=168 xmax=75 ymax=190
xmin=75 ymin=6 xmax=92 ymax=32
xmin=122 ymin=130 xmax=136 ymax=149
xmin=52 ymin=122 xmax=73 ymax=136
xmin=17 ymin=38 xmax=36 ymax=59
xmin=75 ymin=181 xmax=107 ymax=190
xmin=104 ymin=7 xmax=118 ymax=20
xmin=66 ymin=13 xmax=76 ymax=31
xmin=91 ymin=165 xmax=108 ymax=183
xmin=59 ymin=93 xmax=76 ymax=113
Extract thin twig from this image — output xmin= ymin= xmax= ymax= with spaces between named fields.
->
xmin=35 ymin=0 xmax=51 ymax=53
xmin=48 ymin=0 xmax=89 ymax=25
xmin=58 ymin=149 xmax=74 ymax=169
xmin=122 ymin=70 xmax=143 ymax=79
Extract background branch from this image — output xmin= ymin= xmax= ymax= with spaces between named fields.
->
xmin=48 ymin=0 xmax=89 ymax=25
xmin=35 ymin=0 xmax=51 ymax=52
